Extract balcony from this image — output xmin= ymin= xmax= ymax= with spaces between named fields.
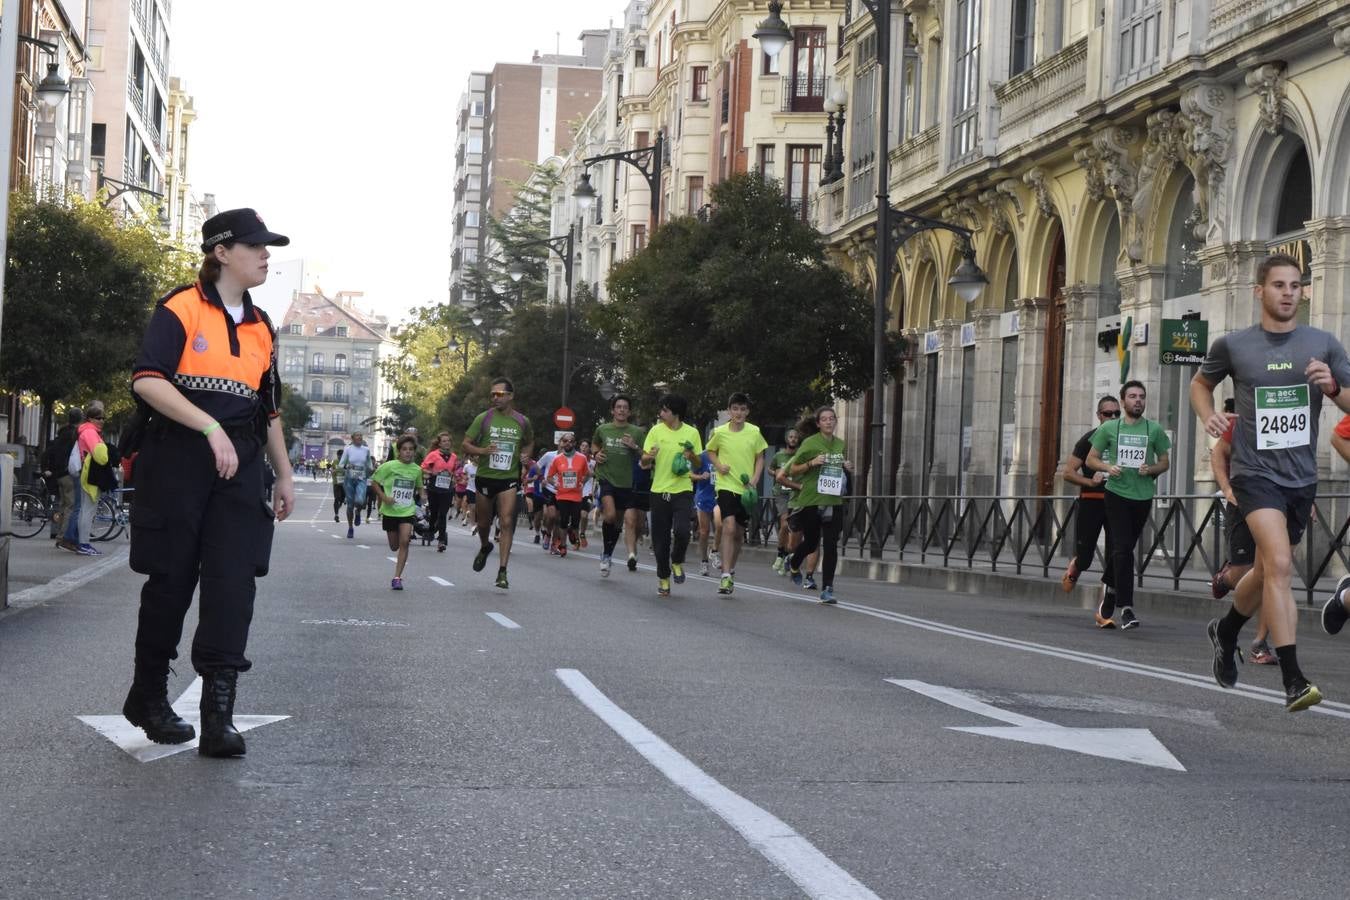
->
xmin=308 ymin=393 xmax=350 ymax=405
xmin=1208 ymin=0 xmax=1316 ymax=46
xmin=781 ymin=75 xmax=826 ymax=113
xmin=994 ymin=37 xmax=1087 ymax=141
xmin=894 ymin=126 xmax=939 ymax=182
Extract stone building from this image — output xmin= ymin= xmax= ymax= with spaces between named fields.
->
xmin=810 ymin=0 xmax=1350 ymax=502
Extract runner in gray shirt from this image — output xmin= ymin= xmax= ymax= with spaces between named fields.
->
xmin=1191 ymin=252 xmax=1350 ymax=712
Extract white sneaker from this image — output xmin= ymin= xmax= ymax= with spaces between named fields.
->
xmin=600 ymin=556 xmax=611 ymax=578
xmin=699 ymin=560 xmax=709 ymax=576
xmin=709 ymin=551 xmax=721 ymax=570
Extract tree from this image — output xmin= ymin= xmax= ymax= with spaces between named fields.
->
xmin=463 ymin=162 xmax=562 ymax=325
xmin=597 ymin=173 xmax=890 ymax=428
xmin=278 ymin=383 xmax=313 ymax=455
xmin=0 ymin=189 xmax=198 ymax=443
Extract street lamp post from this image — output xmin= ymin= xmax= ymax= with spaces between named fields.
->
xmin=573 ymin=130 xmax=664 ymax=229
xmin=757 ymin=1 xmax=987 ymax=555
xmin=509 ymin=223 xmax=576 ymax=408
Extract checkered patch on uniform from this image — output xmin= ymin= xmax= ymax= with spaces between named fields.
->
xmin=174 ymin=374 xmax=259 ymax=400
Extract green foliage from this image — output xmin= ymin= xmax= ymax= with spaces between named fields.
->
xmin=463 ymin=162 xmax=561 ymax=323
xmin=1 ymin=189 xmax=195 ymax=422
xmin=279 ymin=382 xmax=313 ymax=452
xmin=598 ymin=173 xmax=886 ymax=428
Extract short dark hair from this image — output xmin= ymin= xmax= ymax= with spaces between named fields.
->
xmin=66 ymin=408 xmax=84 ymax=425
xmin=491 ymin=377 xmax=514 ymax=393
xmin=1223 ymin=398 xmax=1235 ymax=414
xmin=396 ymin=435 xmax=418 ymax=451
xmin=1097 ymin=395 xmax=1119 ymax=411
xmin=659 ymin=393 xmax=688 ymax=419
xmin=727 ymin=392 xmax=750 ymax=408
xmin=609 ymin=393 xmax=633 ymax=410
xmin=1256 ymin=253 xmax=1303 ymax=286
xmin=1120 ymin=380 xmax=1146 ymax=399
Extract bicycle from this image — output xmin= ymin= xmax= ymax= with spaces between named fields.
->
xmin=92 ymin=487 xmax=133 ymax=542
xmin=9 ymin=488 xmax=50 ymax=538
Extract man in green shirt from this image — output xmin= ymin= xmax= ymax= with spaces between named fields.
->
xmin=706 ymin=392 xmax=768 ymax=594
xmin=592 ymin=394 xmax=646 ymax=576
xmin=462 ymin=377 xmax=534 ymax=589
xmin=1086 ymin=380 xmax=1171 ymax=630
xmin=640 ymin=393 xmax=702 ymax=597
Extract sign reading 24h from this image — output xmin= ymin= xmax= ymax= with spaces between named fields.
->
xmin=1159 ymin=318 xmax=1208 ymax=366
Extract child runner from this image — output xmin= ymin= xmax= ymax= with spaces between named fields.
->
xmin=693 ymin=450 xmax=717 ymax=575
xmin=370 ymin=435 xmax=427 ymax=590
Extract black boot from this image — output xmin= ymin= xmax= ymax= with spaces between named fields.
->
xmin=122 ymin=664 xmax=195 ymax=745
xmin=198 ymin=670 xmax=246 ymax=758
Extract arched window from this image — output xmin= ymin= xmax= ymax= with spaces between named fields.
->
xmin=928 ymin=277 xmax=942 ymax=324
xmin=310 ymin=380 xmax=323 ymax=400
xmin=333 ymin=382 xmax=345 ymax=401
xmin=1003 ymin=250 xmax=1019 ymax=312
xmin=334 ymin=353 xmax=348 ymax=374
xmin=312 ymin=352 xmax=324 ymax=371
xmin=1165 ymin=175 xmax=1202 ymax=298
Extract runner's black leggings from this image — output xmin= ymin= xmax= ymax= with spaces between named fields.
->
xmin=789 ymin=506 xmax=844 ymax=589
xmin=650 ymin=492 xmax=693 ymax=580
xmin=1072 ymin=496 xmax=1107 ymax=579
xmin=1102 ymin=492 xmax=1151 ymax=610
xmin=332 ymin=483 xmax=344 ymax=518
xmin=426 ymin=489 xmax=453 ymax=544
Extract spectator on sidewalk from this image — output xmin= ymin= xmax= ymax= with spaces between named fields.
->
xmin=43 ymin=408 xmax=83 ymax=541
xmin=59 ymin=401 xmax=110 ymax=555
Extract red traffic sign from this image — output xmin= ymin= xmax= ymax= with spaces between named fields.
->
xmin=553 ymin=406 xmax=576 ymax=429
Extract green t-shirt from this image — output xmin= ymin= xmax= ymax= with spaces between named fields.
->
xmin=592 ymin=422 xmax=645 ymax=488
xmin=642 ymin=421 xmax=704 ymax=495
xmin=1089 ymin=416 xmax=1171 ymax=501
xmin=789 ymin=433 xmax=848 ymax=509
xmin=371 ymin=460 xmax=423 ymax=518
xmin=469 ymin=409 xmax=533 ymax=480
xmin=706 ymin=422 xmax=768 ymax=497
xmin=330 ymin=463 xmax=343 ymax=485
xmin=771 ymin=449 xmax=796 ymax=497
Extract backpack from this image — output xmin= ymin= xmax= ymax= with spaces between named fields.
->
xmin=473 ymin=408 xmax=529 ymax=446
xmin=45 ymin=424 xmax=77 ymax=475
xmin=67 ymin=441 xmax=83 ymax=477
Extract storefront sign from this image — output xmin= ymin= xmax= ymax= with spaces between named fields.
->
xmin=924 ymin=330 xmax=941 ymax=354
xmin=960 ymin=322 xmax=976 ymax=347
xmin=1159 ymin=318 xmax=1208 ymax=366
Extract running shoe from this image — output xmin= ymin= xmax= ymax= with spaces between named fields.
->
xmin=1211 ymin=563 xmax=1232 ymax=600
xmin=495 ymin=568 xmax=509 ymax=589
xmin=772 ymin=556 xmax=785 ymax=575
xmin=1249 ymin=640 xmax=1278 ymax=665
xmin=557 ymin=543 xmax=568 ymax=558
xmin=391 ymin=577 xmax=403 ymax=591
xmin=355 ymin=513 xmax=362 ymax=527
xmin=709 ymin=551 xmax=721 ymax=570
xmin=600 ymin=556 xmax=611 ymax=578
xmin=819 ymin=587 xmax=836 ymax=605
xmin=56 ymin=538 xmax=79 ymax=553
xmin=803 ymin=575 xmax=818 ymax=591
xmin=438 ymin=543 xmax=446 ymax=553
xmin=1120 ymin=608 xmax=1140 ymax=630
xmin=1286 ymin=680 xmax=1323 ymax=712
xmin=347 ymin=526 xmax=354 ymax=539
xmin=657 ymin=578 xmax=671 ymax=597
xmin=790 ymin=567 xmax=803 ymax=586
xmin=77 ymin=543 xmax=102 ymax=556
xmin=1061 ymin=558 xmax=1080 ymax=593
xmin=334 ymin=514 xmax=340 ymax=523
xmin=718 ymin=574 xmax=733 ymax=595
xmin=627 ymin=554 xmax=638 ymax=572
xmin=1322 ymin=574 xmax=1350 ymax=635
xmin=699 ymin=560 xmax=710 ymax=576
xmin=472 ymin=543 xmax=493 ymax=573
xmin=672 ymin=563 xmax=685 ymax=584
xmin=534 ymin=533 xmax=541 ymax=544
xmin=1095 ymin=591 xmax=1116 ymax=629
xmin=1208 ymin=618 xmax=1243 ymax=688
xmin=580 ymin=536 xmax=588 ymax=549
xmin=568 ymin=529 xmax=579 ymax=548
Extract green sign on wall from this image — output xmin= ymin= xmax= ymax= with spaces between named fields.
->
xmin=1160 ymin=318 xmax=1208 ymax=366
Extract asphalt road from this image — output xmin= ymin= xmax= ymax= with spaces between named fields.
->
xmin=3 ymin=484 xmax=1350 ymax=899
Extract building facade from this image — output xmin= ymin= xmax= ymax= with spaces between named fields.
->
xmin=163 ymin=75 xmax=207 ymax=244
xmin=450 ymin=72 xmax=488 ymax=308
xmin=86 ymin=0 xmax=172 ymax=216
xmin=809 ymin=0 xmax=1350 ymax=502
xmin=277 ymin=292 xmax=399 ymax=463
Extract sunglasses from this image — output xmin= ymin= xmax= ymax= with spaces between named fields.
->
xmin=1098 ymin=409 xmax=1121 ymax=418
xmin=490 ymin=390 xmax=510 ymax=398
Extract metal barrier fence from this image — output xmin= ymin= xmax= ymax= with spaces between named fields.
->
xmin=746 ymin=492 xmax=1350 ymax=606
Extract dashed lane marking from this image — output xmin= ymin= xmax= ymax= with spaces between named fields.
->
xmin=429 ymin=576 xmax=453 ymax=587
xmin=486 ymin=612 xmax=520 ymax=629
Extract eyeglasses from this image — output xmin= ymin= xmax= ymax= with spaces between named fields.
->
xmin=1098 ymin=409 xmax=1121 ymax=418
xmin=490 ymin=390 xmax=510 ymax=398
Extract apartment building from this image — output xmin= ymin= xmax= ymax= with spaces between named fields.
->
xmin=450 ymin=73 xmax=488 ymax=307
xmin=163 ymin=75 xmax=208 ymax=244
xmin=277 ymin=292 xmax=399 ymax=463
xmin=810 ymin=0 xmax=1350 ymax=503
xmin=85 ymin=0 xmax=172 ymax=217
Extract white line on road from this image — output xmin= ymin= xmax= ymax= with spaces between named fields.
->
xmin=387 ymin=556 xmax=398 ymax=563
xmin=357 ymin=545 xmax=371 ymax=550
xmin=4 ymin=549 xmax=130 ymax=612
xmin=556 ymin=668 xmax=880 ymax=900
xmin=486 ymin=612 xmax=520 ymax=629
xmin=429 ymin=576 xmax=453 ymax=587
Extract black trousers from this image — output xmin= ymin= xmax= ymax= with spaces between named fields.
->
xmin=1102 ymin=491 xmax=1151 ymax=610
xmin=789 ymin=506 xmax=844 ymax=588
xmin=332 ymin=482 xmax=344 ymax=517
xmin=650 ymin=492 xmax=693 ymax=579
xmin=130 ymin=425 xmax=274 ymax=674
xmin=1072 ymin=496 xmax=1108 ymax=580
xmin=426 ymin=489 xmax=453 ymax=544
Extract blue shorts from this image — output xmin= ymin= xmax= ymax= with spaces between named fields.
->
xmin=694 ymin=489 xmax=716 ymax=514
xmin=344 ymin=475 xmax=368 ymax=506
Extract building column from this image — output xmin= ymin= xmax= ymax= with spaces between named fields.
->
xmin=897 ymin=327 xmax=925 ymax=496
xmin=966 ymin=308 xmax=1003 ymax=497
xmin=1308 ymin=218 xmax=1350 ymax=489
xmin=1007 ymin=297 xmax=1049 ymax=499
xmin=930 ymin=319 xmax=962 ymax=496
xmin=1061 ymin=284 xmax=1111 ymax=453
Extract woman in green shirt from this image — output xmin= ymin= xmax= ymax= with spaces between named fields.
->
xmin=370 ymin=435 xmax=427 ymax=591
xmin=787 ymin=406 xmax=853 ymax=604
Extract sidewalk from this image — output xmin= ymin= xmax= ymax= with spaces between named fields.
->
xmin=1 ymin=529 xmax=129 ymax=617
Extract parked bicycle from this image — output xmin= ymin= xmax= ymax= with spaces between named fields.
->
xmin=7 ymin=481 xmax=131 ymax=542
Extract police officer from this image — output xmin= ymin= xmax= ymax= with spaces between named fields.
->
xmin=120 ymin=208 xmax=296 ymax=758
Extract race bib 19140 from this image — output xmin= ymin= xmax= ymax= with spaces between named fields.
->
xmin=391 ymin=478 xmax=415 ymax=507
xmin=1255 ymin=384 xmax=1311 ymax=450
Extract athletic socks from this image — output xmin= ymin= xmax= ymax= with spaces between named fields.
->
xmin=1276 ymin=645 xmax=1304 ymax=690
xmin=602 ymin=522 xmax=620 ymax=556
xmin=1216 ymin=607 xmax=1252 ymax=645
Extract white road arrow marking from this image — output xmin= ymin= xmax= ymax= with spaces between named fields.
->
xmin=887 ymin=679 xmax=1185 ymax=772
xmin=78 ymin=677 xmax=289 ymax=763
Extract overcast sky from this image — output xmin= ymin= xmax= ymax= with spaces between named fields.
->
xmin=172 ymin=0 xmax=627 ymax=323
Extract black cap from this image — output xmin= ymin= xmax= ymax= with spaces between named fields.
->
xmin=201 ymin=208 xmax=290 ymax=252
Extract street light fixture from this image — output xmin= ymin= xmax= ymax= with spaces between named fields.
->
xmin=511 ymin=224 xmax=578 ymax=407
xmin=752 ymin=1 xmax=793 ymax=59
xmin=576 ymin=131 xmax=664 ymax=228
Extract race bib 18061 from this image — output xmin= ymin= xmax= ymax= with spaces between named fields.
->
xmin=1255 ymin=384 xmax=1311 ymax=450
xmin=1116 ymin=432 xmax=1147 ymax=469
xmin=818 ymin=465 xmax=845 ymax=497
